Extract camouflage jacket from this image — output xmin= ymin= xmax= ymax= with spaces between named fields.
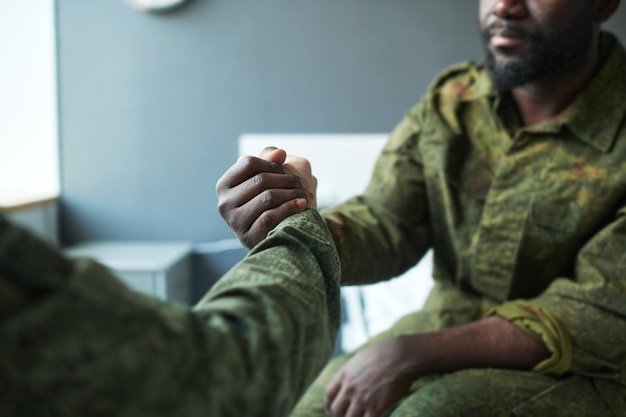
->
xmin=322 ymin=32 xmax=626 ymax=386
xmin=0 ymin=209 xmax=340 ymax=417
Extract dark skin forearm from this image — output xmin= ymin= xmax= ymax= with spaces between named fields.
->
xmin=325 ymin=316 xmax=550 ymax=417
xmin=399 ymin=315 xmax=550 ymax=376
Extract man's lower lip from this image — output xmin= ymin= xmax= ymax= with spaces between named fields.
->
xmin=491 ymin=35 xmax=524 ymax=48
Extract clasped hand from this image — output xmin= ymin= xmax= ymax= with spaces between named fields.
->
xmin=216 ymin=147 xmax=317 ymax=249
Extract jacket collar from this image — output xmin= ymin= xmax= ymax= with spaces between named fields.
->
xmin=465 ymin=32 xmax=626 ymax=152
xmin=562 ymin=33 xmax=626 ymax=152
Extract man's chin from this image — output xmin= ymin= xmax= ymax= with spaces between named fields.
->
xmin=486 ymin=60 xmax=536 ymax=91
xmin=491 ymin=48 xmax=528 ymax=65
xmin=491 ymin=41 xmax=529 ymax=57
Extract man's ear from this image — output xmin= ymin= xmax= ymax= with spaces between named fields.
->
xmin=595 ymin=0 xmax=620 ymax=23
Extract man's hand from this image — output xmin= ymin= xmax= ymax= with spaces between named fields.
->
xmin=325 ymin=338 xmax=414 ymax=417
xmin=216 ymin=147 xmax=317 ymax=249
xmin=283 ymin=153 xmax=318 ymax=210
xmin=324 ymin=316 xmax=551 ymax=417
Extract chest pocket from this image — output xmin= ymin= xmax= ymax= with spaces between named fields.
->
xmin=509 ymin=186 xmax=607 ymax=299
xmin=531 ymin=192 xmax=582 ymax=232
xmin=470 ymin=178 xmax=606 ymax=301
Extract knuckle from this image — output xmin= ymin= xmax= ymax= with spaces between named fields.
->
xmin=260 ymin=190 xmax=276 ymax=208
xmin=343 ymin=382 xmax=356 ymax=396
xmin=291 ymin=189 xmax=305 ymax=199
xmin=216 ymin=201 xmax=229 ymax=218
xmin=215 ymin=178 xmax=224 ymax=193
xmin=216 ymin=169 xmax=235 ymax=192
xmin=223 ymin=208 xmax=250 ymax=236
xmin=252 ymin=173 xmax=268 ymax=188
xmin=288 ymin=175 xmax=302 ymax=188
xmin=300 ymin=158 xmax=312 ymax=172
xmin=240 ymin=233 xmax=254 ymax=249
xmin=287 ymin=156 xmax=312 ymax=172
xmin=238 ymin=155 xmax=256 ymax=169
xmin=230 ymin=215 xmax=245 ymax=231
xmin=216 ymin=198 xmax=235 ymax=218
xmin=257 ymin=211 xmax=274 ymax=233
xmin=261 ymin=146 xmax=278 ymax=155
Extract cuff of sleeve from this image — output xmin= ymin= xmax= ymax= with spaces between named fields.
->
xmin=486 ymin=300 xmax=572 ymax=375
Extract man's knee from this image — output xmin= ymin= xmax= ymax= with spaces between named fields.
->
xmin=391 ymin=369 xmax=557 ymax=417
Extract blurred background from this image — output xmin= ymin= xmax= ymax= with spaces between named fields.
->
xmin=2 ymin=0 xmax=625 ymax=352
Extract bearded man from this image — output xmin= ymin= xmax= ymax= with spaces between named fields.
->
xmin=216 ymin=0 xmax=626 ymax=415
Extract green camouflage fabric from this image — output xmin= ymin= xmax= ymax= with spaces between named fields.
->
xmin=295 ymin=32 xmax=626 ymax=416
xmin=0 ymin=209 xmax=341 ymax=417
xmin=293 ymin=282 xmax=621 ymax=416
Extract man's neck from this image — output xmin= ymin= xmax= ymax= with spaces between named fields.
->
xmin=511 ymin=37 xmax=601 ymax=127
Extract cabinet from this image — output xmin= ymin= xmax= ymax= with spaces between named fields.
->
xmin=65 ymin=241 xmax=193 ymax=304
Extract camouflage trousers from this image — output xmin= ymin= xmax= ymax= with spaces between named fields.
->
xmin=291 ymin=282 xmax=623 ymax=417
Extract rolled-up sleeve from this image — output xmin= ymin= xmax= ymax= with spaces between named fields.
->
xmin=492 ymin=205 xmax=626 ymax=383
xmin=529 ymin=205 xmax=626 ymax=383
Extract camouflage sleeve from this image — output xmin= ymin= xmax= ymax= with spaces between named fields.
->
xmin=528 ymin=205 xmax=626 ymax=384
xmin=486 ymin=300 xmax=572 ymax=375
xmin=321 ymin=103 xmax=432 ymax=285
xmin=0 ymin=209 xmax=341 ymax=417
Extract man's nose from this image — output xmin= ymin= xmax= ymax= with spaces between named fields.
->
xmin=493 ymin=0 xmax=528 ymax=19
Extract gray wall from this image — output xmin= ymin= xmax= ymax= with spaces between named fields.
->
xmin=57 ymin=0 xmax=626 ymax=244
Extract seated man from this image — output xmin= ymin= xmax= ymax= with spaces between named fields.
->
xmin=0 ymin=169 xmax=339 ymax=417
xmin=216 ymin=0 xmax=626 ymax=415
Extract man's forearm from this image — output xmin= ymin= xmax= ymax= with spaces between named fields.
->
xmin=197 ymin=209 xmax=342 ymax=416
xmin=394 ymin=316 xmax=550 ymax=378
xmin=0 ymin=210 xmax=341 ymax=417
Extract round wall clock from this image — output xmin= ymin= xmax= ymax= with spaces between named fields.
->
xmin=125 ymin=0 xmax=189 ymax=13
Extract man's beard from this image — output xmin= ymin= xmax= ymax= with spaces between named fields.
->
xmin=481 ymin=14 xmax=594 ymax=91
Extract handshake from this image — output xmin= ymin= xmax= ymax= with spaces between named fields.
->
xmin=216 ymin=146 xmax=318 ymax=249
